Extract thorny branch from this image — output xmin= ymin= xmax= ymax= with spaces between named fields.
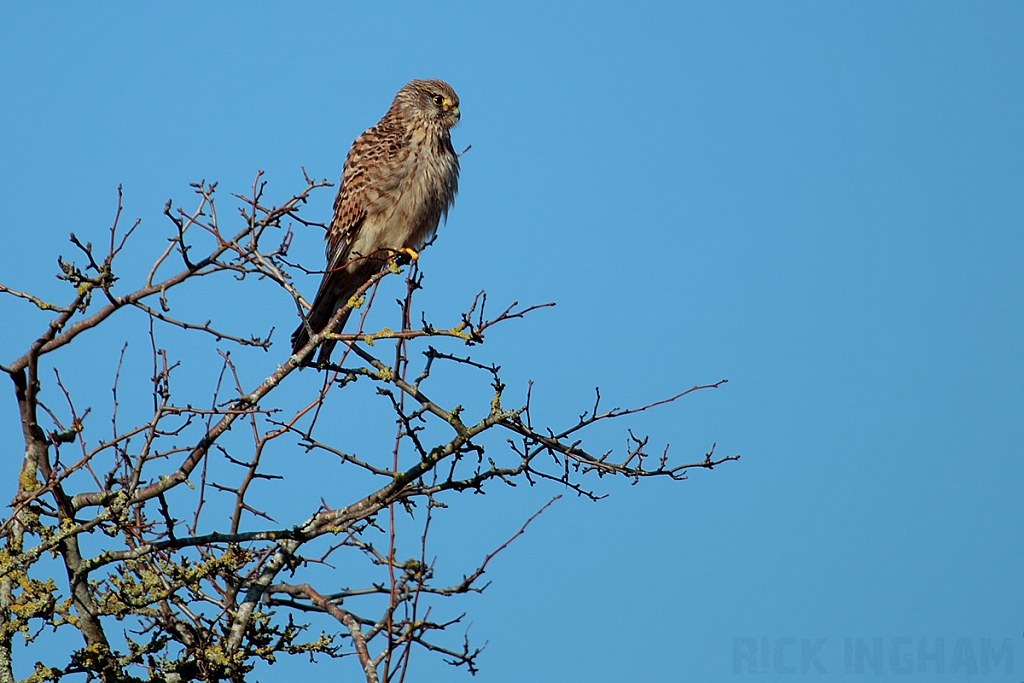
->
xmin=0 ymin=175 xmax=737 ymax=683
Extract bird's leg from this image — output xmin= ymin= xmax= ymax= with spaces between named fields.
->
xmin=399 ymin=247 xmax=419 ymax=261
xmin=387 ymin=244 xmax=419 ymax=268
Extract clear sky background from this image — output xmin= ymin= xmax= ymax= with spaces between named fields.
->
xmin=1 ymin=3 xmax=1022 ymax=682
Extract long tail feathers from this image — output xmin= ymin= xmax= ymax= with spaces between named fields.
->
xmin=291 ymin=270 xmax=359 ymax=364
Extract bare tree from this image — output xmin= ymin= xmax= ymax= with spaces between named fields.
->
xmin=0 ymin=174 xmax=737 ymax=683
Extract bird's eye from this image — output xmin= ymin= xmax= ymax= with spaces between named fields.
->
xmin=432 ymin=95 xmax=445 ymax=106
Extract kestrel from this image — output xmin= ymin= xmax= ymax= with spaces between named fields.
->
xmin=291 ymin=79 xmax=461 ymax=363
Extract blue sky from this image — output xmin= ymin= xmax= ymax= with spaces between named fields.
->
xmin=1 ymin=3 xmax=1022 ymax=681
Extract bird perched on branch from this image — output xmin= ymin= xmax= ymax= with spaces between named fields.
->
xmin=291 ymin=79 xmax=461 ymax=364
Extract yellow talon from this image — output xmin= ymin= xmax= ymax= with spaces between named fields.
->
xmin=399 ymin=247 xmax=420 ymax=261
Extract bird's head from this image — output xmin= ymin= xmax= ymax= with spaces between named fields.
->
xmin=394 ymin=79 xmax=460 ymax=128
